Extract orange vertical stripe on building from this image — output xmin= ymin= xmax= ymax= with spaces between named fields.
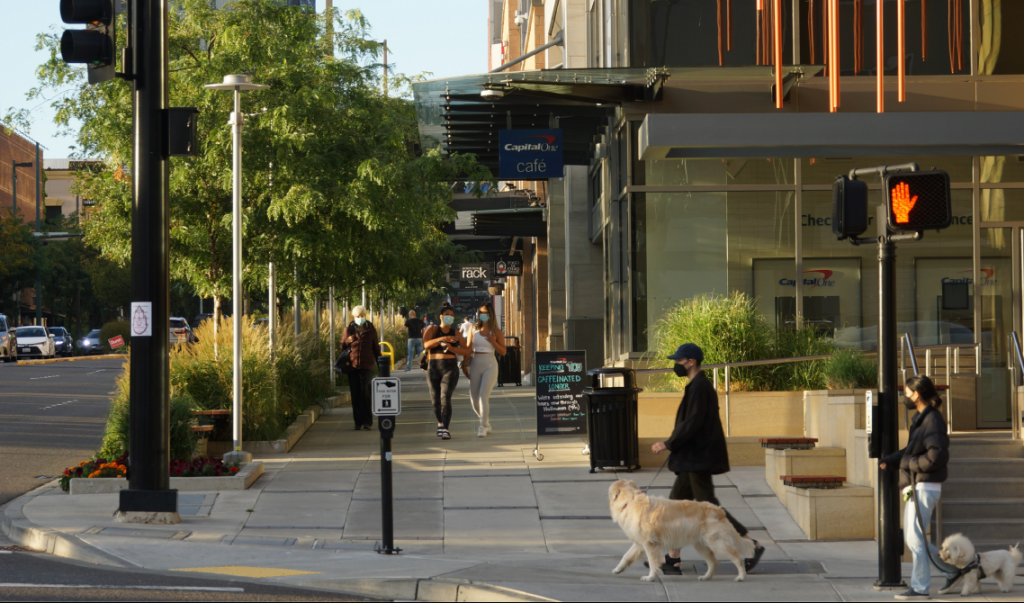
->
xmin=775 ymin=0 xmax=783 ymax=108
xmin=898 ymin=0 xmax=906 ymax=101
xmin=877 ymin=0 xmax=885 ymax=112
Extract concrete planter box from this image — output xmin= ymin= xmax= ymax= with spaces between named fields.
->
xmin=69 ymin=461 xmax=264 ymax=495
xmin=206 ymin=393 xmax=351 ymax=457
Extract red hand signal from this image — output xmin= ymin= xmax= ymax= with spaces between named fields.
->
xmin=891 ymin=182 xmax=918 ymax=224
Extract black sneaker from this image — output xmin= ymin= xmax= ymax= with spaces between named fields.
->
xmin=744 ymin=541 xmax=766 ymax=573
xmin=936 ymin=571 xmax=964 ymax=595
xmin=894 ymin=589 xmax=929 ymax=600
xmin=362 ymin=424 xmax=372 ymax=431
xmin=643 ymin=554 xmax=682 ymax=574
xmin=436 ymin=426 xmax=444 ymax=438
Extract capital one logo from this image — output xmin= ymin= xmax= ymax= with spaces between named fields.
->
xmin=942 ymin=268 xmax=996 ymax=286
xmin=779 ymin=270 xmax=837 ymax=289
xmin=503 ymin=135 xmax=559 ymax=153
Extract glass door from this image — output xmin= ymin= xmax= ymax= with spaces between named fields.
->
xmin=978 ymin=227 xmax=1020 ymax=428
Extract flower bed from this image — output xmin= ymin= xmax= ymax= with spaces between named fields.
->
xmin=59 ymin=454 xmax=238 ymax=493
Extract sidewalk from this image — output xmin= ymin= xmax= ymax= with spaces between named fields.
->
xmin=5 ymin=369 xmax=1023 ymax=601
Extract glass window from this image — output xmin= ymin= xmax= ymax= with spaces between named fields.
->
xmin=979 ymin=3 xmax=1024 ymax=75
xmin=802 ymin=156 xmax=973 ymax=185
xmin=631 ymin=189 xmax=795 ymax=352
xmin=980 ymin=156 xmax=1024 ymax=185
xmin=801 ymin=189 xmax=974 ymax=349
xmin=980 ymin=189 xmax=1024 ymax=223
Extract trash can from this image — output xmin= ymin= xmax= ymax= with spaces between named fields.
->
xmin=497 ymin=336 xmax=522 ymax=387
xmin=583 ymin=368 xmax=643 ymax=473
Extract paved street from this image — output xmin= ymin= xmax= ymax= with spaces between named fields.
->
xmin=0 ymin=358 xmax=124 ymax=506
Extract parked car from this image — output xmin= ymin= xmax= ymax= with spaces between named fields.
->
xmin=0 ymin=314 xmax=15 ymax=363
xmin=77 ymin=329 xmax=103 ymax=355
xmin=48 ymin=327 xmax=74 ymax=357
xmin=170 ymin=317 xmax=197 ymax=345
xmin=14 ymin=326 xmax=56 ymax=360
xmin=193 ymin=313 xmax=213 ymax=329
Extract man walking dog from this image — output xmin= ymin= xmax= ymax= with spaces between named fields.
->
xmin=649 ymin=343 xmax=766 ymax=574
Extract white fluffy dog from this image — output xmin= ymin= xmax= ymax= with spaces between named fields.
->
xmin=608 ymin=479 xmax=755 ymax=582
xmin=939 ymin=533 xmax=1022 ymax=595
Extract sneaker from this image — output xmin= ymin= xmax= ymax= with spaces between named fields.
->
xmin=362 ymin=424 xmax=372 ymax=431
xmin=477 ymin=426 xmax=487 ymax=438
xmin=936 ymin=571 xmax=964 ymax=595
xmin=484 ymin=424 xmax=492 ymax=435
xmin=894 ymin=589 xmax=929 ymax=600
xmin=744 ymin=541 xmax=765 ymax=573
xmin=441 ymin=429 xmax=451 ymax=440
xmin=436 ymin=426 xmax=444 ymax=438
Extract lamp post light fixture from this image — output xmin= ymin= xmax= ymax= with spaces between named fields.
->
xmin=205 ymin=74 xmax=269 ymax=464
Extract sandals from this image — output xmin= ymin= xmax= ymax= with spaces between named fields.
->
xmin=744 ymin=540 xmax=766 ymax=572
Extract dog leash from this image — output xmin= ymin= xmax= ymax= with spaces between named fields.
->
xmin=642 ymin=456 xmax=670 ymax=493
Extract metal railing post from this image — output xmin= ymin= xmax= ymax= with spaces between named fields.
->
xmin=713 ymin=367 xmax=719 ymax=392
xmin=945 ymin=346 xmax=952 ymax=386
xmin=975 ymin=343 xmax=981 ymax=376
xmin=925 ymin=349 xmax=932 ymax=377
xmin=724 ymin=365 xmax=731 ymax=437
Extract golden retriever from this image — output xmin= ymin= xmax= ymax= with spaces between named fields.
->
xmin=939 ymin=533 xmax=1022 ymax=595
xmin=608 ymin=479 xmax=755 ymax=582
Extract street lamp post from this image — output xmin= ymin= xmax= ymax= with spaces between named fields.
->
xmin=205 ymin=75 xmax=269 ymax=464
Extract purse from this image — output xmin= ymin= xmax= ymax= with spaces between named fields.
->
xmin=334 ymin=347 xmax=354 ymax=374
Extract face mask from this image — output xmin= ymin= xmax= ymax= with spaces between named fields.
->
xmin=479 ymin=314 xmax=490 ymax=323
xmin=442 ymin=315 xmax=454 ymax=326
xmin=903 ymin=396 xmax=917 ymax=410
xmin=673 ymin=363 xmax=688 ymax=378
xmin=355 ymin=317 xmax=366 ymax=326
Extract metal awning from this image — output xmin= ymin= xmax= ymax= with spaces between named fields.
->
xmin=413 ymin=68 xmax=670 ymax=176
xmin=639 ymin=111 xmax=1024 ymax=159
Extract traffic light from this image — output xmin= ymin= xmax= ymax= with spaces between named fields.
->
xmin=831 ymin=175 xmax=869 ymax=240
xmin=884 ymin=170 xmax=952 ymax=232
xmin=60 ymin=0 xmax=117 ymax=85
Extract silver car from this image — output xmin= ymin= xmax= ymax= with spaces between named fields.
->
xmin=77 ymin=329 xmax=103 ymax=355
xmin=0 ymin=315 xmax=15 ymax=363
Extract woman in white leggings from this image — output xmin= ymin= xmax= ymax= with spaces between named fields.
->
xmin=465 ymin=302 xmax=507 ymax=438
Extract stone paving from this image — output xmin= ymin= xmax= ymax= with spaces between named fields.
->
xmin=9 ymin=368 xmax=1024 ymax=601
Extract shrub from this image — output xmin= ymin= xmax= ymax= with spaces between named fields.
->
xmin=60 ymin=452 xmax=129 ymax=492
xmin=98 ymin=320 xmax=131 ymax=354
xmin=826 ymin=348 xmax=878 ymax=389
xmin=100 ymin=369 xmax=198 ymax=462
xmin=647 ymin=292 xmax=837 ymax=392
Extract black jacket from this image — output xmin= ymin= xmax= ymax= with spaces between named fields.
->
xmin=880 ymin=405 xmax=949 ymax=490
xmin=664 ymin=371 xmax=730 ymax=475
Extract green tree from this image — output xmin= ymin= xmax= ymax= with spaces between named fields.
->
xmin=25 ymin=0 xmax=489 ymax=331
xmin=0 ymin=214 xmax=34 ymax=318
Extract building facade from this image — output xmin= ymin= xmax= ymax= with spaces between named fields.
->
xmin=416 ymin=0 xmax=1024 ymax=428
xmin=0 ymin=128 xmax=43 ymax=226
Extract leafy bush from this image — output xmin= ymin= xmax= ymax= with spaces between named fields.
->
xmin=60 ymin=452 xmax=129 ymax=492
xmin=826 ymin=348 xmax=878 ymax=389
xmin=647 ymin=292 xmax=837 ymax=392
xmin=169 ymin=457 xmax=239 ymax=477
xmin=98 ymin=320 xmax=131 ymax=354
xmin=100 ymin=369 xmax=198 ymax=462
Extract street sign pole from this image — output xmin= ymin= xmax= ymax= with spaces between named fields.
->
xmin=372 ymin=361 xmax=401 ymax=555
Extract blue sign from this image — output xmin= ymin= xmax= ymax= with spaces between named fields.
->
xmin=499 ymin=129 xmax=564 ymax=179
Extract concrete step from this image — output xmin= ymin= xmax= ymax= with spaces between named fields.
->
xmin=940 ymin=519 xmax=1024 ymax=542
xmin=936 ymin=540 xmax=1024 ymax=555
xmin=947 ymin=458 xmax=1024 ymax=479
xmin=941 ymin=499 xmax=1024 ymax=521
xmin=947 ymin=438 xmax=1024 ymax=459
xmin=942 ymin=478 xmax=1024 ymax=500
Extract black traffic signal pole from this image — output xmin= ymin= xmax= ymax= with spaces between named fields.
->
xmin=846 ymin=163 xmax=921 ymax=589
xmin=119 ymin=0 xmax=176 ymax=518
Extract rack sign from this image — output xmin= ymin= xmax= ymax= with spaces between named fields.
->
xmin=499 ymin=129 xmax=564 ymax=180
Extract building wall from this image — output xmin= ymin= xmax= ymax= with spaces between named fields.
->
xmin=0 ymin=130 xmax=42 ymax=225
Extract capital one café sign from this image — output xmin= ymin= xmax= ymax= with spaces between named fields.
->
xmin=499 ymin=129 xmax=564 ymax=179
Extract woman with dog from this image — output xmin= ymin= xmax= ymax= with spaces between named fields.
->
xmin=649 ymin=343 xmax=765 ymax=575
xmin=880 ymin=375 xmax=963 ymax=599
xmin=465 ymin=302 xmax=506 ymax=438
xmin=423 ymin=304 xmax=470 ymax=440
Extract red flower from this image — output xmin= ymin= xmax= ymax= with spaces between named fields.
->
xmin=230 ymin=467 xmax=239 ymax=472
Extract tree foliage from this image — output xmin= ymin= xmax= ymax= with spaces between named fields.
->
xmin=26 ymin=0 xmax=489 ymax=320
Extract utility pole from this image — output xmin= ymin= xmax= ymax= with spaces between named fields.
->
xmin=120 ymin=0 xmax=177 ymax=523
xmin=35 ymin=142 xmax=41 ymax=326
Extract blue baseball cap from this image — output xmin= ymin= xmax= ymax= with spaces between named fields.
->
xmin=667 ymin=343 xmax=703 ymax=364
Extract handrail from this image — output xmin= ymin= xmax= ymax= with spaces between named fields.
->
xmin=636 ymin=353 xmax=835 ymax=375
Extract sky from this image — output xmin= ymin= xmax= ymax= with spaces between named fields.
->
xmin=0 ymin=0 xmax=488 ymax=160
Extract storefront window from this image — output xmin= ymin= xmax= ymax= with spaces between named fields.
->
xmin=631 ymin=189 xmax=794 ymax=352
xmin=980 ymin=156 xmax=1024 ymax=185
xmin=979 ymin=2 xmax=1024 ymax=75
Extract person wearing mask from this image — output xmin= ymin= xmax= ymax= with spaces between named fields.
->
xmin=881 ymin=375 xmax=962 ymax=600
xmin=649 ymin=343 xmax=765 ymax=575
xmin=341 ymin=305 xmax=381 ymax=431
xmin=466 ymin=303 xmax=506 ymax=438
xmin=398 ymin=310 xmax=425 ymax=372
xmin=423 ymin=305 xmax=470 ymax=440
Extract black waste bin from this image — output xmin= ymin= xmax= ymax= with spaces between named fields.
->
xmin=583 ymin=368 xmax=643 ymax=473
xmin=497 ymin=336 xmax=522 ymax=387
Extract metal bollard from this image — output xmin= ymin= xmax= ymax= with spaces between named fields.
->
xmin=377 ymin=354 xmax=391 ymax=378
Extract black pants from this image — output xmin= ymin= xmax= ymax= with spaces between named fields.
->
xmin=669 ymin=471 xmax=748 ymax=537
xmin=428 ymin=358 xmax=459 ymax=428
xmin=349 ymin=368 xmax=374 ymax=428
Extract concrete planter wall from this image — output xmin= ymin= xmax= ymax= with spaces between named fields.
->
xmin=206 ymin=393 xmax=350 ymax=457
xmin=69 ymin=461 xmax=264 ymax=495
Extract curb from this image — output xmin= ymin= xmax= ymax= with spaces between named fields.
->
xmin=207 ymin=394 xmax=352 ymax=456
xmin=288 ymin=577 xmax=558 ymax=602
xmin=1 ymin=483 xmax=137 ymax=569
xmin=17 ymin=354 xmax=125 ymax=366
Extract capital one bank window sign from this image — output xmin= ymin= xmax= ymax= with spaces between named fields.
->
xmin=499 ymin=129 xmax=564 ymax=179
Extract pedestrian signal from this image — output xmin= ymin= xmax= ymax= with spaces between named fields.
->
xmin=60 ymin=0 xmax=118 ymax=84
xmin=832 ymin=175 xmax=869 ymax=240
xmin=883 ymin=170 xmax=952 ymax=232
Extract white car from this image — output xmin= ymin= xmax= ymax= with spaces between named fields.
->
xmin=13 ymin=326 xmax=56 ymax=360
